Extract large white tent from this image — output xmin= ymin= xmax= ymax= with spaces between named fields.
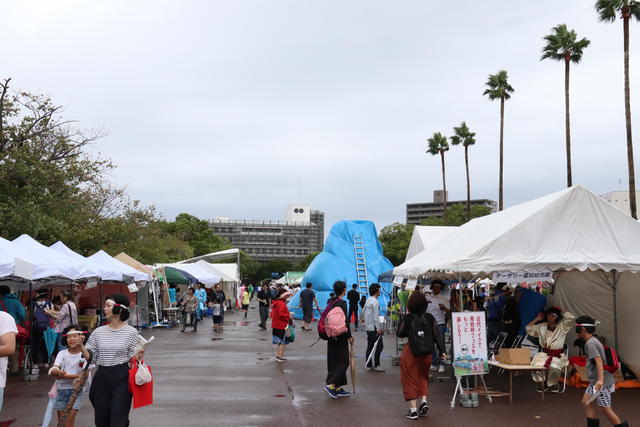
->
xmin=405 ymin=226 xmax=458 ymax=261
xmin=192 ymin=261 xmax=239 ymax=283
xmin=0 ymin=237 xmax=75 ymax=281
xmin=394 ymin=185 xmax=640 ymax=376
xmin=0 ymin=247 xmax=15 ymax=278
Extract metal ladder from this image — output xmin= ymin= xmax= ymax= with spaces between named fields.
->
xmin=353 ymin=233 xmax=369 ymax=295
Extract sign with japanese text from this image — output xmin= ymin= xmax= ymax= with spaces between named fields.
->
xmin=492 ymin=270 xmax=553 ymax=284
xmin=451 ymin=312 xmax=488 ymax=376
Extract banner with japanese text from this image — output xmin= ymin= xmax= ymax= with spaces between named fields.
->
xmin=451 ymin=312 xmax=488 ymax=376
xmin=492 ymin=270 xmax=553 ymax=284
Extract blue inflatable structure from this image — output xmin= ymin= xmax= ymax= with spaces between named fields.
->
xmin=288 ymin=220 xmax=394 ymax=319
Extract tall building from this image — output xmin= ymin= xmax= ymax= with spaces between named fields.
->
xmin=600 ymin=190 xmax=640 ymax=217
xmin=210 ymin=205 xmax=324 ymax=262
xmin=406 ymin=190 xmax=497 ymax=225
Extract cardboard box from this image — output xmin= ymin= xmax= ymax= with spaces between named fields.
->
xmin=575 ymin=366 xmax=590 ymax=382
xmin=498 ymin=348 xmax=531 ymax=365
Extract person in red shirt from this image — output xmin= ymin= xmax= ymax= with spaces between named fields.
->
xmin=271 ymin=289 xmax=291 ymax=362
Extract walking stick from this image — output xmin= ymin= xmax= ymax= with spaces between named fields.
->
xmin=57 ymin=354 xmax=92 ymax=427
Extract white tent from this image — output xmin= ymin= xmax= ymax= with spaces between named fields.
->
xmin=0 ymin=247 xmax=15 ymax=278
xmin=88 ymin=250 xmax=149 ymax=282
xmin=178 ymin=248 xmax=240 ymax=264
xmin=50 ymin=241 xmax=124 ymax=281
xmin=395 ymin=185 xmax=640 ymax=376
xmin=405 ymin=226 xmax=458 ymax=261
xmin=193 ymin=261 xmax=239 ymax=283
xmin=160 ymin=263 xmax=220 ymax=287
xmin=0 ymin=237 xmax=76 ymax=281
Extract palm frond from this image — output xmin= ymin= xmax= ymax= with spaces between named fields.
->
xmin=595 ymin=0 xmax=621 ymax=22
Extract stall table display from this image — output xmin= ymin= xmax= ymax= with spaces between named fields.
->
xmin=488 ymin=361 xmax=547 ymax=404
xmin=162 ymin=307 xmax=182 ymax=327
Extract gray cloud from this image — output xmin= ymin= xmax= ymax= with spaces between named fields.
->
xmin=3 ymin=0 xmax=639 ymax=235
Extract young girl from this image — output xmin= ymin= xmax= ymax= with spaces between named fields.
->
xmin=49 ymin=325 xmax=89 ymax=426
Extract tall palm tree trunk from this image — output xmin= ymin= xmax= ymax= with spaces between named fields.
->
xmin=499 ymin=96 xmax=505 ymax=211
xmin=565 ymin=56 xmax=572 ymax=188
xmin=623 ymin=10 xmax=637 ymax=219
xmin=465 ymin=145 xmax=471 ymax=221
xmin=440 ymin=151 xmax=447 ymax=224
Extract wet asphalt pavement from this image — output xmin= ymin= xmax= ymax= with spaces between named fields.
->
xmin=3 ymin=302 xmax=640 ymax=426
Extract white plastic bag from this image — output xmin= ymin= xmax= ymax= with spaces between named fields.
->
xmin=135 ymin=361 xmax=152 ymax=385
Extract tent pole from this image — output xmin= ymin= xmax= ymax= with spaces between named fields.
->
xmin=99 ymin=281 xmax=103 ymax=325
xmin=29 ymin=280 xmax=36 ymax=376
xmin=612 ymin=270 xmax=619 ymax=350
xmin=458 ymin=273 xmax=463 ymax=312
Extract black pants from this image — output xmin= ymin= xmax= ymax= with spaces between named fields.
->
xmin=32 ymin=328 xmax=48 ymax=365
xmin=348 ymin=304 xmax=359 ymax=328
xmin=326 ymin=336 xmax=349 ymax=387
xmin=90 ymin=363 xmax=132 ymax=427
xmin=366 ymin=330 xmax=383 ymax=368
xmin=259 ymin=305 xmax=269 ymax=328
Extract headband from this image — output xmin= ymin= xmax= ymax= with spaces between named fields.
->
xmin=106 ymin=299 xmax=129 ymax=311
xmin=576 ymin=320 xmax=600 ymax=327
xmin=63 ymin=330 xmax=87 ymax=336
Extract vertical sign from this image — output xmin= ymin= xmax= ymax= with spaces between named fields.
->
xmin=451 ymin=312 xmax=488 ymax=376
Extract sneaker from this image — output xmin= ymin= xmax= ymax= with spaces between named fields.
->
xmin=430 ymin=365 xmax=438 ymax=371
xmin=335 ymin=388 xmax=351 ymax=397
xmin=372 ymin=366 xmax=386 ymax=372
xmin=324 ymin=386 xmax=338 ymax=399
xmin=438 ymin=365 xmax=445 ymax=373
xmin=418 ymin=401 xmax=429 ymax=417
xmin=366 ymin=366 xmax=374 ymax=371
xmin=405 ymin=410 xmax=419 ymax=420
xmin=276 ymin=356 xmax=287 ymax=361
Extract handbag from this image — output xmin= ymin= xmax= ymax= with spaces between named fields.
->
xmin=135 ymin=360 xmax=152 ymax=385
xmin=128 ymin=357 xmax=153 ymax=409
xmin=285 ymin=323 xmax=296 ymax=343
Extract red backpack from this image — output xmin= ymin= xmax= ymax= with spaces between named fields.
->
xmin=603 ymin=345 xmax=620 ymax=374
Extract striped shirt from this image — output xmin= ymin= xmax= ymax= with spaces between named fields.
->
xmin=85 ymin=324 xmax=140 ymax=366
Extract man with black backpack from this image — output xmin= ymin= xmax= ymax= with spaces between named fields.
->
xmin=576 ymin=315 xmax=628 ymax=427
xmin=397 ymin=291 xmax=445 ymax=420
xmin=346 ymin=284 xmax=360 ymax=331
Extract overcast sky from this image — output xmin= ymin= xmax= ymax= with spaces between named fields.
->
xmin=4 ymin=1 xmax=639 ymax=234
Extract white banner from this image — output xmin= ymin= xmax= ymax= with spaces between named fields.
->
xmin=451 ymin=312 xmax=488 ymax=376
xmin=492 ymin=270 xmax=553 ymax=284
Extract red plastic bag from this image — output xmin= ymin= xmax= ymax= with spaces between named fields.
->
xmin=128 ymin=358 xmax=153 ymax=409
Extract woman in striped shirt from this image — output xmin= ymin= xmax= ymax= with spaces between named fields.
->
xmin=79 ymin=294 xmax=143 ymax=427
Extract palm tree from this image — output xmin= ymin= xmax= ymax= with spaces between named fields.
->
xmin=596 ymin=0 xmax=640 ymax=219
xmin=483 ymin=70 xmax=514 ymax=211
xmin=541 ymin=24 xmax=590 ymax=188
xmin=450 ymin=122 xmax=477 ymax=221
xmin=427 ymin=132 xmax=450 ymax=223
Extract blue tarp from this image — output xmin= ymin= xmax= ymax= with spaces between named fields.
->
xmin=288 ymin=220 xmax=394 ymax=319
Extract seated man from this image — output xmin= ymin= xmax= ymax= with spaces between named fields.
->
xmin=526 ymin=306 xmax=575 ymax=387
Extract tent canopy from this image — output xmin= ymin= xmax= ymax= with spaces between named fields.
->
xmin=177 ymin=248 xmax=239 ymax=264
xmin=88 ymin=250 xmax=149 ymax=282
xmin=160 ymin=263 xmax=220 ymax=287
xmin=192 ymin=261 xmax=239 ymax=283
xmin=395 ymin=186 xmax=640 ymax=277
xmin=50 ymin=241 xmax=123 ymax=281
xmin=114 ymin=252 xmax=155 ymax=276
xmin=405 ymin=226 xmax=458 ymax=261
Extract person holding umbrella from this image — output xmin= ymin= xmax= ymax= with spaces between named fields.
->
xmin=364 ymin=283 xmax=385 ymax=372
xmin=77 ymin=294 xmax=144 ymax=427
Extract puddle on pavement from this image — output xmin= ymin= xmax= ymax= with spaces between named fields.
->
xmin=223 ymin=321 xmax=236 ymax=326
xmin=238 ymin=321 xmax=250 ymax=326
xmin=211 ymin=337 xmax=224 ymax=341
xmin=258 ymin=338 xmax=267 ymax=341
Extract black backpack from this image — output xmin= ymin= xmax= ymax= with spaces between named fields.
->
xmin=407 ymin=313 xmax=436 ymax=357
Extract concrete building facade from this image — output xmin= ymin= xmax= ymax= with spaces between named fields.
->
xmin=210 ymin=205 xmax=324 ymax=262
xmin=406 ymin=191 xmax=497 ymax=225
xmin=600 ymin=190 xmax=640 ymax=217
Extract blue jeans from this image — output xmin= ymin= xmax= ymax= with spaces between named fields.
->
xmin=432 ymin=323 xmax=447 ymax=366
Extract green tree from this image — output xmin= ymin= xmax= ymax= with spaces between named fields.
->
xmin=295 ymin=251 xmax=320 ymax=272
xmin=379 ymin=222 xmax=415 ymax=266
xmin=541 ymin=24 xmax=590 ymax=188
xmin=483 ymin=70 xmax=514 ymax=211
xmin=427 ymin=132 xmax=450 ymax=223
xmin=419 ymin=204 xmax=492 ymax=227
xmin=596 ymin=0 xmax=640 ymax=219
xmin=450 ymin=122 xmax=477 ymax=221
xmin=163 ymin=213 xmax=230 ymax=256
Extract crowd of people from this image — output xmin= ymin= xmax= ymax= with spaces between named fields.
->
xmin=0 ymin=278 xmax=632 ymax=427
